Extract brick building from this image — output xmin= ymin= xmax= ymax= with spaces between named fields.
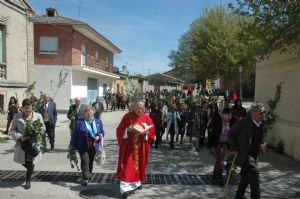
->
xmin=31 ymin=8 xmax=121 ymax=110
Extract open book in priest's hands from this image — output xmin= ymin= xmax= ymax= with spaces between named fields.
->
xmin=132 ymin=123 xmax=153 ymax=134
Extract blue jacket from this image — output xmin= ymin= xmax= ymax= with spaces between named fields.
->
xmin=71 ymin=118 xmax=105 ymax=153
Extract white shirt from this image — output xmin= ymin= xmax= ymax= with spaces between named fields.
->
xmin=252 ymin=118 xmax=262 ymax=127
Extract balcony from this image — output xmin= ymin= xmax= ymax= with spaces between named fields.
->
xmin=0 ymin=63 xmax=6 ymax=79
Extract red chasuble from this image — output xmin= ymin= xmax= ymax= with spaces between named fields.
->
xmin=116 ymin=111 xmax=155 ymax=183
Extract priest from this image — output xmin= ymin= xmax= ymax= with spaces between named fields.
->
xmin=116 ymin=100 xmax=155 ymax=198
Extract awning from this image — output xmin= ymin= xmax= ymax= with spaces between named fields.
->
xmin=72 ymin=65 xmax=120 ymax=79
xmin=147 ymin=73 xmax=184 ymax=86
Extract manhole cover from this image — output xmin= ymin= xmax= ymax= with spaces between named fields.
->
xmin=80 ymin=188 xmax=117 ymax=199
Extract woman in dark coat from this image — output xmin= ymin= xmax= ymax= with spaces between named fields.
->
xmin=231 ymin=98 xmax=247 ymax=126
xmin=149 ymin=103 xmax=163 ymax=149
xmin=5 ymin=96 xmax=19 ymax=134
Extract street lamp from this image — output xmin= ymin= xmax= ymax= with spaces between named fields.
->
xmin=239 ymin=65 xmax=243 ymax=102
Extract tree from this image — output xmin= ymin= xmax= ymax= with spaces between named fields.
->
xmin=169 ymin=6 xmax=258 ymax=85
xmin=229 ymin=0 xmax=300 ymax=56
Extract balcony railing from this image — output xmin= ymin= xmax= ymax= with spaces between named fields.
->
xmin=0 ymin=63 xmax=7 ymax=79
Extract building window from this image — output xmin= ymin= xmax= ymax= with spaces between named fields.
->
xmin=81 ymin=43 xmax=86 ymax=66
xmin=0 ymin=25 xmax=6 ymax=79
xmin=105 ymin=55 xmax=109 ymax=71
xmin=110 ymin=54 xmax=113 ymax=65
xmin=95 ymin=50 xmax=99 ymax=64
xmin=0 ymin=25 xmax=6 ymax=64
xmin=39 ymin=36 xmax=58 ymax=54
xmin=0 ymin=26 xmax=3 ymax=63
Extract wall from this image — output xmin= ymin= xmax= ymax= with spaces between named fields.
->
xmin=255 ymin=47 xmax=300 ymax=160
xmin=34 ymin=24 xmax=73 ymax=65
xmin=144 ymin=81 xmax=154 ymax=92
xmin=113 ymin=77 xmax=126 ymax=94
xmin=34 ymin=25 xmax=115 ymax=75
xmin=72 ymin=31 xmax=114 ymax=73
xmin=27 ymin=16 xmax=35 ymax=84
xmin=0 ymin=2 xmax=33 ymax=108
xmin=71 ymin=70 xmax=113 ymax=104
xmin=33 ymin=65 xmax=72 ymax=111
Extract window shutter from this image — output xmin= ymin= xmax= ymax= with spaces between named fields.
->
xmin=40 ymin=36 xmax=58 ymax=53
xmin=0 ymin=28 xmax=2 ymax=63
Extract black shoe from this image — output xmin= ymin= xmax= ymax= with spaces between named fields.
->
xmin=235 ymin=195 xmax=246 ymax=199
xmin=121 ymin=192 xmax=129 ymax=199
xmin=24 ymin=180 xmax=31 ymax=190
xmin=136 ymin=185 xmax=143 ymax=190
xmin=81 ymin=179 xmax=88 ymax=186
xmin=217 ymin=179 xmax=225 ymax=186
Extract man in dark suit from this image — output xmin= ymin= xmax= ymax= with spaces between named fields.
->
xmin=67 ymin=97 xmax=86 ymax=131
xmin=92 ymin=96 xmax=104 ymax=120
xmin=39 ymin=93 xmax=57 ymax=150
xmin=229 ymin=101 xmax=266 ymax=199
xmin=67 ymin=97 xmax=86 ymax=120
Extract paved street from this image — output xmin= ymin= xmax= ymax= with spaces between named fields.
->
xmin=0 ymin=111 xmax=300 ymax=199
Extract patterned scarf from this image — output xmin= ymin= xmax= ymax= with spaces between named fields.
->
xmin=84 ymin=117 xmax=100 ymax=151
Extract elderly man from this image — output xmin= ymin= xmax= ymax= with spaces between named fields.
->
xmin=67 ymin=97 xmax=86 ymax=120
xmin=67 ymin=97 xmax=87 ymax=133
xmin=116 ymin=100 xmax=155 ymax=199
xmin=229 ymin=101 xmax=266 ymax=199
xmin=92 ymin=96 xmax=104 ymax=120
xmin=39 ymin=94 xmax=57 ymax=150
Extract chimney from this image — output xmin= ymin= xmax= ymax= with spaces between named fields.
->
xmin=45 ymin=7 xmax=58 ymax=17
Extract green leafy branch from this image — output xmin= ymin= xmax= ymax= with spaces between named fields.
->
xmin=68 ymin=99 xmax=77 ymax=133
xmin=67 ymin=148 xmax=80 ymax=171
xmin=25 ymin=81 xmax=36 ymax=97
xmin=0 ymin=137 xmax=8 ymax=143
xmin=67 ymin=99 xmax=80 ymax=171
xmin=124 ymin=76 xmax=141 ymax=110
xmin=19 ymin=119 xmax=45 ymax=151
xmin=33 ymin=92 xmax=44 ymax=112
xmin=263 ymin=82 xmax=283 ymax=141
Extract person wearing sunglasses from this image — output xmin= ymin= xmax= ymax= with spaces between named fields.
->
xmin=229 ymin=101 xmax=266 ymax=199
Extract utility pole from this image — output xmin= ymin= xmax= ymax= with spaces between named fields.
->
xmin=239 ymin=65 xmax=243 ymax=101
xmin=141 ymin=50 xmax=144 ymax=75
xmin=77 ymin=1 xmax=82 ymax=20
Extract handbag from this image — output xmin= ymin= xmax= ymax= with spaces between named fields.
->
xmin=95 ymin=138 xmax=106 ymax=164
xmin=95 ymin=149 xmax=106 ymax=165
xmin=21 ymin=140 xmax=39 ymax=157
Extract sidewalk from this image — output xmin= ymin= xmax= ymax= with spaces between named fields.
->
xmin=0 ymin=111 xmax=299 ymax=198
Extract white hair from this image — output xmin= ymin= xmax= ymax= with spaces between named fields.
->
xmin=251 ymin=101 xmax=264 ymax=111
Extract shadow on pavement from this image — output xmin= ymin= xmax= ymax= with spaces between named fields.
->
xmin=147 ymin=139 xmax=215 ymax=174
xmin=0 ymin=181 xmax=24 ymax=188
xmin=69 ymin=183 xmax=121 ymax=199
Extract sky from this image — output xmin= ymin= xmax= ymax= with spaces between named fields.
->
xmin=28 ymin=0 xmax=234 ymax=76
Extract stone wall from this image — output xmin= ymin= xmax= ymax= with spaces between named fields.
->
xmin=0 ymin=1 xmax=33 ymax=108
xmin=255 ymin=47 xmax=300 ymax=160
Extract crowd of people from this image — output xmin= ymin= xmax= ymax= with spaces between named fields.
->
xmin=5 ymin=88 xmax=266 ymax=199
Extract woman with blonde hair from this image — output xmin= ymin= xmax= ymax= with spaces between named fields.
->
xmin=71 ymin=105 xmax=105 ymax=186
